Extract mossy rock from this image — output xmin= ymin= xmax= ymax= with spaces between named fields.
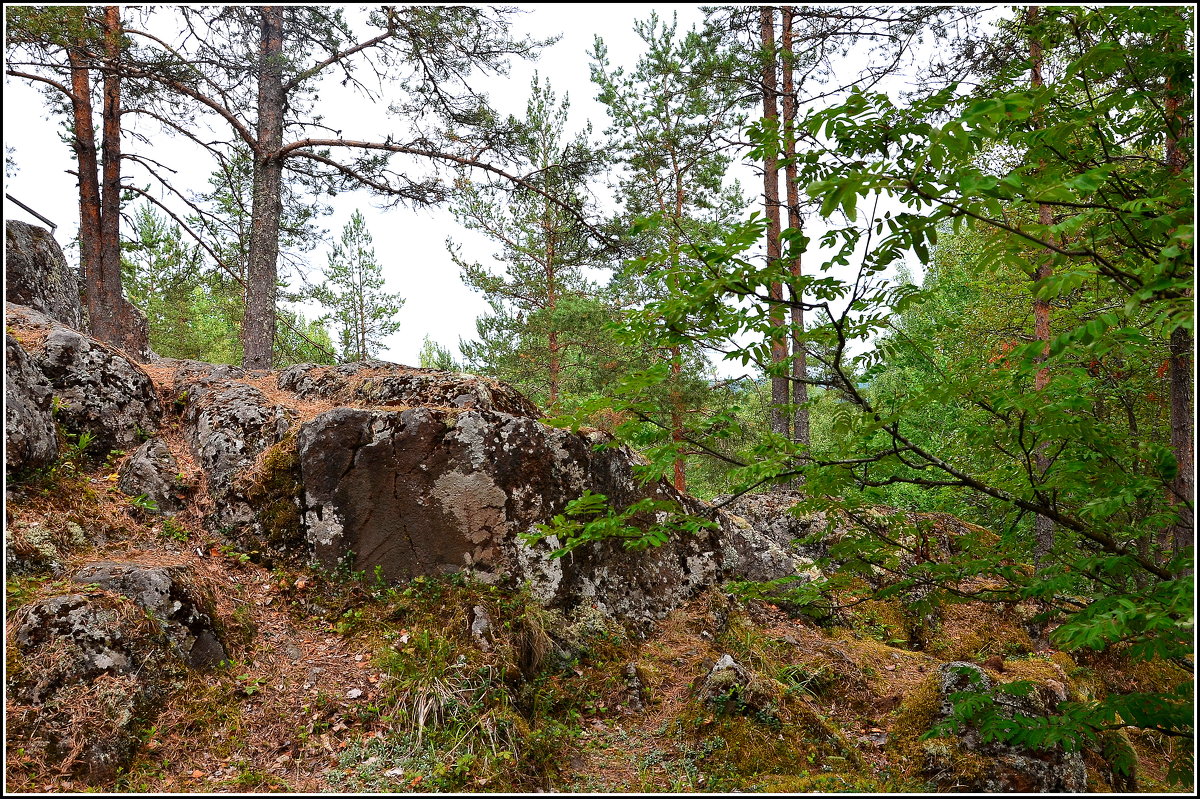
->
xmin=889 ymin=664 xmax=1089 ymax=792
xmin=238 ymin=435 xmax=304 ymax=552
xmin=7 ymin=591 xmax=186 ymax=782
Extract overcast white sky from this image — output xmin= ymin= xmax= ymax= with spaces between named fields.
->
xmin=4 ymin=4 xmax=949 ymax=373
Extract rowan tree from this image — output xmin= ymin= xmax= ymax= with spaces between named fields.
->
xmin=616 ymin=4 xmax=1192 ymax=773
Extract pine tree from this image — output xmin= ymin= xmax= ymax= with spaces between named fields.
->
xmin=591 ymin=12 xmax=747 ymax=491
xmin=418 ymin=335 xmax=457 ymax=371
xmin=310 ymin=211 xmax=403 ymax=362
xmin=7 ymin=5 xmax=148 ymax=357
xmin=449 ymin=74 xmax=605 ymax=412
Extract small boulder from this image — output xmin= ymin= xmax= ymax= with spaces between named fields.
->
xmin=700 ymin=653 xmax=781 ymax=721
xmin=7 ymin=591 xmax=183 ymax=778
xmin=922 ymin=661 xmax=1088 ymax=792
xmin=623 ymin=662 xmax=648 ymax=711
xmin=71 ymin=561 xmax=227 ymax=668
xmin=470 ymin=605 xmax=494 ymax=652
xmin=117 ymin=438 xmax=188 ymax=514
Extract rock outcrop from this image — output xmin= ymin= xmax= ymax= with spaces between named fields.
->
xmin=4 ymin=303 xmax=804 ymax=626
xmin=718 ymin=489 xmax=828 ymax=558
xmin=922 ymin=661 xmax=1088 ymax=792
xmin=295 ymin=404 xmax=740 ymax=626
xmin=6 ymin=304 xmax=161 ymax=456
xmin=177 ymin=366 xmax=294 ymax=534
xmin=5 ymin=220 xmax=84 ymax=330
xmin=5 ymin=332 xmax=59 ymax=473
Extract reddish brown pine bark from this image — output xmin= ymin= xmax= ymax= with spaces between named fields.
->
xmin=68 ymin=32 xmax=103 ymax=331
xmin=780 ymin=6 xmax=809 ymax=452
xmin=99 ymin=6 xmax=148 ymax=358
xmin=1028 ymin=6 xmax=1055 ymax=564
xmin=66 ymin=8 xmax=148 ymax=359
xmin=761 ymin=6 xmax=789 ymax=442
xmin=243 ymin=6 xmax=286 ymax=370
xmin=1163 ymin=41 xmax=1193 ymax=563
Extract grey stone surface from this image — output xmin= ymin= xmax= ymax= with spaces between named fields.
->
xmin=72 ymin=561 xmax=228 ymax=668
xmin=6 ymin=303 xmax=161 ymax=456
xmin=470 ymin=605 xmax=494 ymax=652
xmin=177 ymin=374 xmax=294 ymax=534
xmin=926 ymin=661 xmax=1088 ymax=793
xmin=278 ymin=360 xmax=542 ymax=417
xmin=5 ymin=220 xmax=84 ymax=329
xmin=118 ymin=438 xmax=188 ymax=514
xmin=5 ymin=332 xmax=59 ymax=473
xmin=8 ymin=592 xmax=181 ymax=778
xmin=295 ymin=405 xmax=742 ymax=627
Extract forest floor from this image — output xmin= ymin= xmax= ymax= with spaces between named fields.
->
xmin=4 ymin=368 xmax=1187 ymax=794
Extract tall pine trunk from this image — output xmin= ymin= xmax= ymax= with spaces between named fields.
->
xmin=98 ymin=6 xmax=148 ymax=359
xmin=244 ymin=6 xmax=285 ymax=370
xmin=1163 ymin=34 xmax=1193 ymax=564
xmin=66 ymin=8 xmax=146 ymax=358
xmin=1029 ymin=6 xmax=1055 ymax=564
xmin=546 ymin=221 xmax=560 ymax=411
xmin=68 ymin=30 xmax=103 ymax=336
xmin=761 ymin=6 xmax=789 ymax=442
xmin=781 ymin=6 xmax=809 ymax=453
xmin=664 ymin=170 xmax=688 ymax=493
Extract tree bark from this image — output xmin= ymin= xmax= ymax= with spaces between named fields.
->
xmin=670 ymin=347 xmax=686 ymax=493
xmin=1028 ymin=6 xmax=1055 ymax=565
xmin=68 ymin=26 xmax=103 ymax=338
xmin=1163 ymin=34 xmax=1193 ymax=563
xmin=98 ymin=6 xmax=149 ymax=359
xmin=781 ymin=6 xmax=809 ymax=453
xmin=761 ymin=6 xmax=789 ymax=442
xmin=243 ymin=6 xmax=286 ymax=370
xmin=1167 ymin=327 xmax=1194 ymax=556
xmin=546 ymin=222 xmax=560 ymax=411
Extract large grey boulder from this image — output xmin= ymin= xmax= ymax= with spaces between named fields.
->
xmin=177 ymin=369 xmax=294 ymax=536
xmin=5 ymin=332 xmax=59 ymax=473
xmin=923 ymin=661 xmax=1088 ymax=792
xmin=4 ymin=220 xmax=84 ymax=330
xmin=294 ymin=404 xmax=799 ymax=627
xmin=6 ymin=304 xmax=161 ymax=456
xmin=717 ymin=490 xmax=829 ymax=558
